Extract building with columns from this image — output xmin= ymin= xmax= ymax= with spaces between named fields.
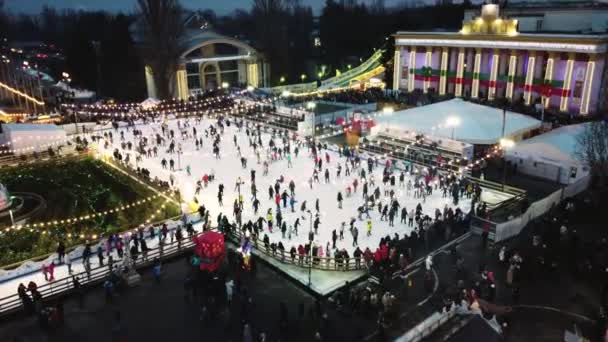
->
xmin=144 ymin=29 xmax=269 ymax=100
xmin=392 ymin=4 xmax=608 ymax=116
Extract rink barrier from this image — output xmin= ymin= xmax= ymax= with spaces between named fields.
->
xmin=0 ymin=228 xmax=201 ymax=317
xmin=229 ymin=229 xmax=362 ymax=272
xmin=470 ymin=175 xmax=590 ymax=242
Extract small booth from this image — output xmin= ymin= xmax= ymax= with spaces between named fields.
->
xmin=192 ymin=231 xmax=225 ymax=272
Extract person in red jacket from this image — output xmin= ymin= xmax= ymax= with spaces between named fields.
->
xmin=275 ymin=193 xmax=281 ymax=209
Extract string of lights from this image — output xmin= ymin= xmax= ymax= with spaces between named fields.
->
xmin=0 ymin=190 xmax=176 ymax=234
xmin=0 ymin=81 xmax=45 ymax=105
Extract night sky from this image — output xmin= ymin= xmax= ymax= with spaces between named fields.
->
xmin=5 ymin=0 xmax=419 ymax=15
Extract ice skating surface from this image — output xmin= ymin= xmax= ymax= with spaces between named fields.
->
xmin=98 ymin=118 xmax=485 ymax=256
xmin=0 ymin=117 xmax=509 ymax=298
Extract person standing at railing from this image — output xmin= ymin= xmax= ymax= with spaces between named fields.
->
xmin=56 ymin=241 xmax=65 ymax=264
xmin=64 ymin=252 xmax=73 ymax=274
xmin=97 ymin=245 xmax=105 ymax=266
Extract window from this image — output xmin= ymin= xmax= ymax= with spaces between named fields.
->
xmin=218 ymin=60 xmax=238 ymax=71
xmin=186 ymin=63 xmax=199 ymax=74
xmin=187 ymin=75 xmax=200 ymax=90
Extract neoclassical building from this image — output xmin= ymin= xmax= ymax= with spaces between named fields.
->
xmin=392 ymin=4 xmax=608 ymax=115
xmin=144 ymin=28 xmax=269 ymax=99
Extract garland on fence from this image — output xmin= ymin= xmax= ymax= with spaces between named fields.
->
xmin=0 ymin=190 xmax=175 ymax=234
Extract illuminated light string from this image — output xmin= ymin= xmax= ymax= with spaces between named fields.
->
xmin=62 ymin=94 xmax=232 ymax=113
xmin=0 ymin=81 xmax=45 ymax=106
xmin=0 ymin=136 xmax=71 ymax=154
xmin=24 ymin=198 xmax=174 ymax=242
xmin=71 ymin=102 xmax=249 ymax=118
xmin=0 ymin=190 xmax=176 ymax=234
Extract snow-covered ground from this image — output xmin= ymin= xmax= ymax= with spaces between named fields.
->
xmin=0 ymin=217 xmax=202 ymax=301
xmin=98 ymin=118 xmax=484 ymax=255
xmin=0 ymin=115 xmax=510 ymax=299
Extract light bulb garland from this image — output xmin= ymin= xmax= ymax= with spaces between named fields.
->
xmin=0 ymin=190 xmax=177 ymax=234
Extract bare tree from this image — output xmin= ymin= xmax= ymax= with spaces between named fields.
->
xmin=576 ymin=121 xmax=608 ymax=187
xmin=251 ymin=0 xmax=289 ymax=83
xmin=137 ymin=0 xmax=185 ymax=99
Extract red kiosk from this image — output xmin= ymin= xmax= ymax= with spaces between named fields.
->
xmin=192 ymin=231 xmax=225 ymax=272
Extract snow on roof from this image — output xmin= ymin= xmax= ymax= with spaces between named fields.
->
xmin=54 ymin=81 xmax=95 ymax=99
xmin=506 ymin=123 xmax=590 ymax=166
xmin=374 ymin=99 xmax=541 ymax=145
xmin=2 ymin=123 xmax=62 ymax=132
xmin=140 ymin=97 xmax=160 ymax=109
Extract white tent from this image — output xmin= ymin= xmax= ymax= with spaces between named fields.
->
xmin=54 ymin=81 xmax=95 ymax=99
xmin=505 ymin=123 xmax=590 ymax=184
xmin=374 ymin=98 xmax=541 ymax=145
xmin=140 ymin=97 xmax=160 ymax=110
xmin=0 ymin=123 xmax=67 ymax=155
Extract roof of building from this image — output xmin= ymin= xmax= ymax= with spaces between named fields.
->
xmin=503 ymin=0 xmax=608 ymax=9
xmin=446 ymin=315 xmax=501 ymax=342
xmin=1 ymin=123 xmax=62 ymax=132
xmin=393 ymin=31 xmax=608 ymax=53
xmin=506 ymin=122 xmax=590 ymax=166
xmin=374 ymin=99 xmax=542 ymax=145
xmin=179 ymin=29 xmax=257 ymax=57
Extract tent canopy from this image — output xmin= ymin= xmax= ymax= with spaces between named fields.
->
xmin=506 ymin=123 xmax=589 ymax=168
xmin=374 ymin=99 xmax=541 ymax=145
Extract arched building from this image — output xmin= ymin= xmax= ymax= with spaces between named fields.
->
xmin=144 ymin=28 xmax=269 ymax=99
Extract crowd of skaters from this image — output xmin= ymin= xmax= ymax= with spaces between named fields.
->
xmin=90 ymin=100 xmax=483 ymax=278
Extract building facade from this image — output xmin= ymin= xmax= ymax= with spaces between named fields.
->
xmin=393 ymin=4 xmax=608 ymax=115
xmin=464 ymin=0 xmax=608 ymax=33
xmin=144 ymin=29 xmax=269 ymax=100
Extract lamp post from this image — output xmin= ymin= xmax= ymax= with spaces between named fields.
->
xmin=446 ymin=116 xmax=461 ymax=140
xmin=307 ymin=101 xmax=316 ymax=142
xmin=499 ymin=138 xmax=515 ymax=191
xmin=177 ymin=144 xmax=183 ymax=170
xmin=306 ymin=210 xmax=313 ymax=287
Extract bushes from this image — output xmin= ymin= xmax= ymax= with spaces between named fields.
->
xmin=0 ymin=157 xmax=179 ymax=266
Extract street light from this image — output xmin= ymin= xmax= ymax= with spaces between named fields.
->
xmin=499 ymin=138 xmax=515 ymax=191
xmin=221 ymin=82 xmax=229 ymax=89
xmin=306 ymin=210 xmax=313 ymax=287
xmin=247 ymin=85 xmax=254 ymax=92
xmin=301 ymin=74 xmax=307 ymax=82
xmin=446 ymin=116 xmax=461 ymax=140
xmin=280 ymin=76 xmax=286 ymax=83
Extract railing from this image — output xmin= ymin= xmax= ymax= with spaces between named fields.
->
xmin=360 ymin=139 xmax=463 ymax=174
xmin=228 ymin=228 xmax=364 ymax=272
xmin=469 ymin=215 xmax=497 ymax=240
xmin=0 ymin=232 xmax=198 ymax=317
xmin=399 ymin=309 xmax=457 ymax=342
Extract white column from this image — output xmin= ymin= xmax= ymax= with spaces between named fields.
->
xmin=423 ymin=47 xmax=432 ymax=94
xmin=488 ymin=49 xmax=500 ymax=100
xmin=543 ymin=52 xmax=555 ymax=108
xmin=471 ymin=48 xmax=482 ymax=99
xmin=439 ymin=47 xmax=449 ymax=96
xmin=145 ymin=65 xmax=157 ymax=99
xmin=393 ymin=49 xmax=401 ymax=91
xmin=505 ymin=50 xmax=517 ymax=100
xmin=560 ymin=53 xmax=575 ymax=112
xmin=455 ymin=48 xmax=465 ymax=97
xmin=580 ymin=54 xmax=596 ymax=115
xmin=408 ymin=47 xmax=416 ymax=92
xmin=523 ymin=52 xmax=536 ymax=105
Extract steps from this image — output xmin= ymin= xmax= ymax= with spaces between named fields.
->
xmin=423 ymin=314 xmax=474 ymax=342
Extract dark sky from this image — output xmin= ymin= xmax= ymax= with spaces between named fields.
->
xmin=5 ymin=0 xmax=416 ymax=16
